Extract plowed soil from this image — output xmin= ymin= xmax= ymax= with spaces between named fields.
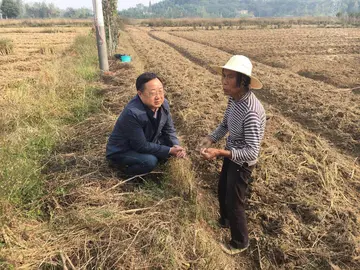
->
xmin=124 ymin=26 xmax=360 ymax=269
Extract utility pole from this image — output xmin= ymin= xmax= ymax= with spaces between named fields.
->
xmin=92 ymin=0 xmax=109 ymax=72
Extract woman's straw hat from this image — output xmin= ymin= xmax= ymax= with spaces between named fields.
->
xmin=212 ymin=55 xmax=263 ymax=89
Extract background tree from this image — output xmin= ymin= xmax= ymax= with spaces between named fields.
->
xmin=118 ymin=0 xmax=360 ymax=18
xmin=47 ymin=3 xmax=60 ymax=17
xmin=102 ymin=0 xmax=119 ymax=55
xmin=74 ymin=7 xmax=93 ymax=18
xmin=24 ymin=2 xmax=60 ymax=18
xmin=16 ymin=0 xmax=25 ymax=17
xmin=1 ymin=0 xmax=20 ymax=18
xmin=63 ymin=7 xmax=76 ymax=18
xmin=63 ymin=7 xmax=92 ymax=18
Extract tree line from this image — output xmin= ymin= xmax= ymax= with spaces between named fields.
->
xmin=2 ymin=0 xmax=359 ymax=20
xmin=0 ymin=0 xmax=93 ymax=19
xmin=119 ymin=0 xmax=360 ymax=18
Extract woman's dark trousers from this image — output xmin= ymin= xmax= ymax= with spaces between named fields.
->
xmin=218 ymin=157 xmax=253 ymax=249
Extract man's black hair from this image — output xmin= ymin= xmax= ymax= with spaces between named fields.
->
xmin=236 ymin=72 xmax=251 ymax=90
xmin=136 ymin=72 xmax=163 ymax=92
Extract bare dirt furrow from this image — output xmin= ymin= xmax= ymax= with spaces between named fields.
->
xmin=146 ymin=29 xmax=360 ymax=158
xmin=169 ymin=29 xmax=360 ymax=89
xmin=128 ymin=27 xmax=360 ymax=270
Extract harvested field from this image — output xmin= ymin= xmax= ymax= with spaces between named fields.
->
xmin=170 ymin=28 xmax=360 ymax=89
xmin=136 ymin=16 xmax=360 ymax=28
xmin=141 ymin=27 xmax=360 ymax=158
xmin=125 ymin=26 xmax=360 ymax=269
xmin=0 ymin=27 xmax=90 ymax=88
xmin=0 ymin=18 xmax=92 ymax=28
xmin=1 ymin=22 xmax=359 ymax=270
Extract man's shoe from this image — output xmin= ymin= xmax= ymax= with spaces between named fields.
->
xmin=220 ymin=242 xmax=248 ymax=255
xmin=218 ymin=218 xmax=230 ymax=228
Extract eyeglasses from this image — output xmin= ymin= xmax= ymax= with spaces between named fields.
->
xmin=145 ymin=89 xmax=165 ymax=98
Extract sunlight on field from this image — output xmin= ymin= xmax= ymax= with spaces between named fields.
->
xmin=0 ymin=26 xmax=90 ymax=88
xmin=144 ymin=27 xmax=360 ymax=157
xmin=0 ymin=18 xmax=359 ymax=269
xmin=169 ymin=28 xmax=360 ymax=89
xmin=126 ymin=25 xmax=360 ymax=269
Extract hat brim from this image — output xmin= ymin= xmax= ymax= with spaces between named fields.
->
xmin=211 ymin=65 xmax=263 ymax=90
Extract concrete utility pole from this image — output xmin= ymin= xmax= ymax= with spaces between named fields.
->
xmin=92 ymin=0 xmax=109 ymax=72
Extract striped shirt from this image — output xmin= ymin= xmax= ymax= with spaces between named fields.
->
xmin=209 ymin=91 xmax=266 ymax=166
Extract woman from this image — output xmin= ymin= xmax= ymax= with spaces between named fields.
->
xmin=200 ymin=55 xmax=266 ymax=255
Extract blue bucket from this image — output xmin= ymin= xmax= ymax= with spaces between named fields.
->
xmin=120 ymin=55 xmax=131 ymax=62
xmin=114 ymin=54 xmax=132 ymax=62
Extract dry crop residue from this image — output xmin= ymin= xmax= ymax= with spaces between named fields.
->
xmin=127 ymin=26 xmax=360 ymax=269
xmin=0 ymin=27 xmax=90 ymax=88
xmin=148 ymin=28 xmax=360 ymax=158
xmin=171 ymin=28 xmax=360 ymax=88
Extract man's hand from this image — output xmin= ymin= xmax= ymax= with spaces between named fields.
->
xmin=170 ymin=145 xmax=186 ymax=158
xmin=200 ymin=148 xmax=219 ymax=160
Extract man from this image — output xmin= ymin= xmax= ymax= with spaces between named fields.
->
xmin=200 ymin=55 xmax=266 ymax=255
xmin=106 ymin=72 xmax=186 ymax=175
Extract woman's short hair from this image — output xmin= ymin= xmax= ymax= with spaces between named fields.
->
xmin=136 ymin=72 xmax=163 ymax=92
xmin=236 ymin=72 xmax=251 ymax=90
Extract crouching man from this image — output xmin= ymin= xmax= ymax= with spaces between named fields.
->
xmin=106 ymin=72 xmax=186 ymax=175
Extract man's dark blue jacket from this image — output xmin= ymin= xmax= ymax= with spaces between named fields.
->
xmin=106 ymin=95 xmax=179 ymax=159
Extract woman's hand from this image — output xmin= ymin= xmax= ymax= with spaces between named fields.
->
xmin=200 ymin=148 xmax=219 ymax=160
